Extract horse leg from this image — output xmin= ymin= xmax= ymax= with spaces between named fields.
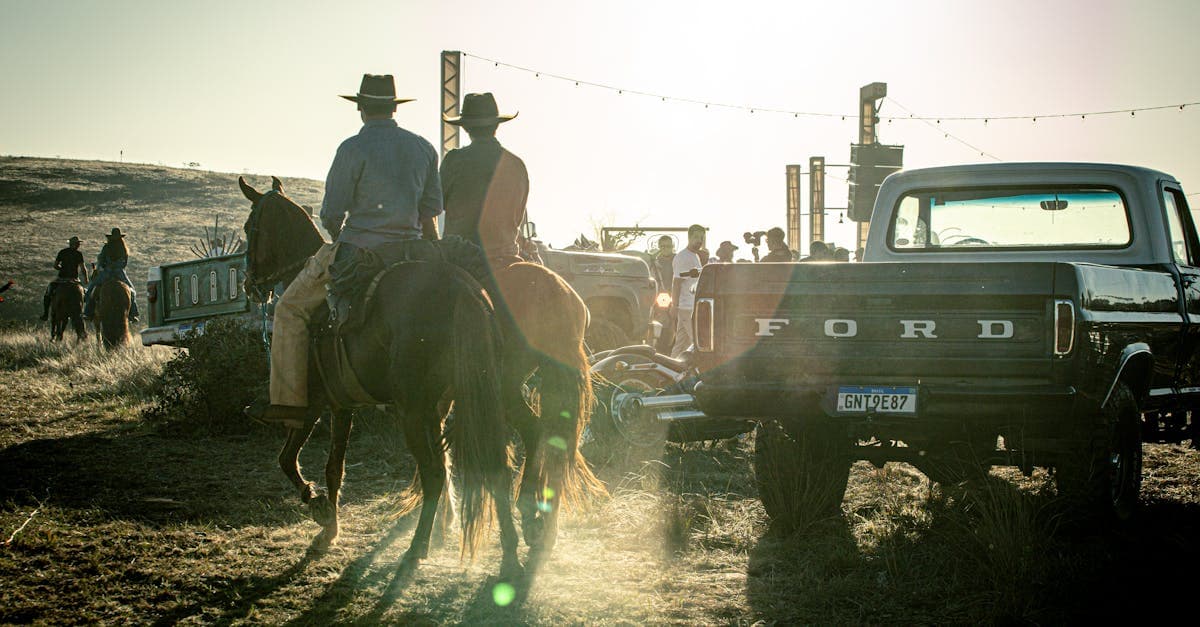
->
xmin=399 ymin=404 xmax=446 ymax=568
xmin=507 ymin=384 xmax=544 ymax=548
xmin=489 ymin=442 xmax=523 ymax=582
xmin=310 ymin=408 xmax=352 ymax=550
xmin=277 ymin=416 xmax=320 ymax=504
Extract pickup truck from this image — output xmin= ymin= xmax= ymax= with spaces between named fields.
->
xmin=142 ymin=244 xmax=657 ymax=351
xmin=630 ymin=162 xmax=1196 ymax=526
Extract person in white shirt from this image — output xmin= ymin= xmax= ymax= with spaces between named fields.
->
xmin=670 ymin=224 xmax=706 ymax=358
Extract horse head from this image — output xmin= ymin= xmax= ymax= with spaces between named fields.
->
xmin=239 ymin=176 xmax=326 ymax=302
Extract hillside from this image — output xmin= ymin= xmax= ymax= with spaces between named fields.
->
xmin=0 ymin=156 xmax=324 ymax=321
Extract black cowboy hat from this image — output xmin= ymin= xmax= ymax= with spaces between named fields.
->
xmin=68 ymin=236 xmax=82 ymax=245
xmin=106 ymin=228 xmax=125 ymax=239
xmin=443 ymin=92 xmax=517 ymax=127
xmin=339 ymin=74 xmax=414 ymax=105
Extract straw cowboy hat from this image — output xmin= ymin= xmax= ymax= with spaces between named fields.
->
xmin=106 ymin=228 xmax=125 ymax=239
xmin=339 ymin=74 xmax=415 ymax=105
xmin=443 ymin=92 xmax=518 ymax=127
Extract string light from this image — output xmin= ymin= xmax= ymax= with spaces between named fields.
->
xmin=462 ymin=51 xmax=1200 ymax=123
xmin=887 ymin=97 xmax=1003 ymax=162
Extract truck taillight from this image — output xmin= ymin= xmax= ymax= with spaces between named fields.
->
xmin=1054 ymin=299 xmax=1074 ymax=356
xmin=694 ymin=298 xmax=714 ymax=352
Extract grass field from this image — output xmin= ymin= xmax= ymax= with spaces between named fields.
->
xmin=1 ymin=325 xmax=1198 ymax=624
xmin=0 ymin=156 xmax=323 ymax=322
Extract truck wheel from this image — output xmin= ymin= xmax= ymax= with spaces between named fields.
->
xmin=754 ymin=419 xmax=851 ymax=531
xmin=585 ymin=362 xmax=674 ymax=467
xmin=586 ymin=317 xmax=630 ymax=354
xmin=1055 ymin=382 xmax=1143 ymax=522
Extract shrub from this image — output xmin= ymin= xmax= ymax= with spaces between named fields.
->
xmin=148 ymin=317 xmax=268 ymax=433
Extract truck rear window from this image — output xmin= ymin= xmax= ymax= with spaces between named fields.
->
xmin=889 ymin=187 xmax=1131 ymax=251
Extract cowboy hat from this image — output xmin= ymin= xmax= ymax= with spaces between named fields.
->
xmin=717 ymin=240 xmax=739 ymax=253
xmin=68 ymin=236 xmax=82 ymax=245
xmin=339 ymin=74 xmax=414 ymax=105
xmin=443 ymin=92 xmax=518 ymax=127
xmin=106 ymin=228 xmax=125 ymax=239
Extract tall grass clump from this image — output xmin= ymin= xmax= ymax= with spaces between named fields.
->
xmin=0 ymin=323 xmax=172 ymax=402
xmin=148 ymin=317 xmax=268 ymax=433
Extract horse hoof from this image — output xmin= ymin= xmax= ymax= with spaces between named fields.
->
xmin=399 ymin=549 xmax=424 ymax=572
xmin=521 ymin=517 xmax=545 ymax=548
xmin=309 ymin=528 xmax=338 ymax=554
xmin=308 ymin=495 xmax=336 ymax=527
xmin=499 ymin=559 xmax=525 ymax=586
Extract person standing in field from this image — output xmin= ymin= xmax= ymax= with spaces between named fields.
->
xmin=670 ymin=224 xmax=706 ymax=358
xmin=41 ymin=236 xmax=87 ymax=321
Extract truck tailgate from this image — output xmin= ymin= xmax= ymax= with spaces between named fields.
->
xmin=694 ymin=262 xmax=1057 ymax=384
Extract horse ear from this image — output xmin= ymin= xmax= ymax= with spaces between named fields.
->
xmin=238 ymin=176 xmax=263 ymax=202
xmin=271 ymin=176 xmax=283 ymax=192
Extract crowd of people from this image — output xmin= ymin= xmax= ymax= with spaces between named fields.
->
xmin=649 ymin=225 xmax=854 ymax=356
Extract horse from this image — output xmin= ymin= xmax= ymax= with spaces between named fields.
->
xmin=239 ymin=175 xmax=603 ymax=566
xmin=49 ymin=280 xmax=86 ymax=342
xmin=93 ymin=278 xmax=131 ymax=349
xmin=238 ymin=177 xmax=520 ymax=578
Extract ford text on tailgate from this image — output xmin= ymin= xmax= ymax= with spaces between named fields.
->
xmin=143 ymin=253 xmax=250 ymax=345
xmin=688 ymin=163 xmax=1199 ymax=527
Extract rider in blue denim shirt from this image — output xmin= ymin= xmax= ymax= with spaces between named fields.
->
xmin=83 ymin=227 xmax=139 ymax=321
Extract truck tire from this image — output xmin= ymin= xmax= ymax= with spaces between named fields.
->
xmin=1055 ymin=382 xmax=1143 ymax=522
xmin=585 ymin=359 xmax=674 ymax=467
xmin=754 ymin=418 xmax=851 ymax=531
xmin=586 ymin=317 xmax=630 ymax=354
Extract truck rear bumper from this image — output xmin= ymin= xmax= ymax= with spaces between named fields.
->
xmin=692 ymin=381 xmax=1079 ymax=424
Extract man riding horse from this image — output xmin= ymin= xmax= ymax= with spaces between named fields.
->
xmin=41 ymin=236 xmax=88 ymax=321
xmin=245 ymin=74 xmax=443 ymax=426
xmin=440 ymin=92 xmax=527 ymax=271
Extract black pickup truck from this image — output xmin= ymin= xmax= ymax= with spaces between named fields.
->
xmin=639 ymin=163 xmax=1196 ymax=525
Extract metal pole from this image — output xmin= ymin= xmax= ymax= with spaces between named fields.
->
xmin=808 ymin=157 xmax=825 ymax=253
xmin=856 ymin=82 xmax=886 ymax=253
xmin=440 ymin=51 xmax=462 ymax=159
xmin=786 ymin=165 xmax=802 ymax=253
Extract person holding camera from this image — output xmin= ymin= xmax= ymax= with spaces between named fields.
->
xmin=760 ymin=227 xmax=793 ymax=262
xmin=670 ymin=224 xmax=706 ymax=358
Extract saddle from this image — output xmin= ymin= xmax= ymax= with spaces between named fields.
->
xmin=310 ymin=236 xmax=494 ymax=409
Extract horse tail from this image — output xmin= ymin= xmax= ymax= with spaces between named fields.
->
xmin=98 ymin=280 xmax=131 ymax=348
xmin=538 ymin=342 xmax=608 ymax=513
xmin=448 ymin=277 xmax=508 ymax=559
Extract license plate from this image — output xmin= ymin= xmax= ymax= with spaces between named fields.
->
xmin=836 ymin=386 xmax=917 ymax=414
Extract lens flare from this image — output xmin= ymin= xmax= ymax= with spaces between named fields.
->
xmin=492 ymin=582 xmax=516 ymax=606
xmin=655 ymin=292 xmax=673 ymax=308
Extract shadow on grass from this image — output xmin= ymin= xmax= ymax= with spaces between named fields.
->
xmin=0 ymin=418 xmax=407 ymax=528
xmin=745 ymin=471 xmax=1200 ymax=624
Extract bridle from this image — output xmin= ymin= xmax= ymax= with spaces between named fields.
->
xmin=242 ymin=189 xmax=308 ymax=302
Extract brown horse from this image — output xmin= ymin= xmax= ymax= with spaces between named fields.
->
xmin=239 ymin=177 xmax=520 ymax=579
xmin=239 ymin=175 xmax=603 ymax=566
xmin=49 ymin=281 xmax=86 ymax=342
xmin=93 ymin=279 xmax=131 ymax=349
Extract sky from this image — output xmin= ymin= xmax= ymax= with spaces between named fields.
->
xmin=2 ymin=0 xmax=1198 ymax=252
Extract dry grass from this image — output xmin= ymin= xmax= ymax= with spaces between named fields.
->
xmin=0 ymin=280 xmax=1198 ymax=622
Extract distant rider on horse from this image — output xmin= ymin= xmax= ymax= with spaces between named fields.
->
xmin=41 ymin=236 xmax=88 ymax=321
xmin=83 ymin=228 xmax=139 ymax=322
xmin=440 ymin=92 xmax=528 ymax=270
xmin=245 ymin=74 xmax=443 ymax=425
